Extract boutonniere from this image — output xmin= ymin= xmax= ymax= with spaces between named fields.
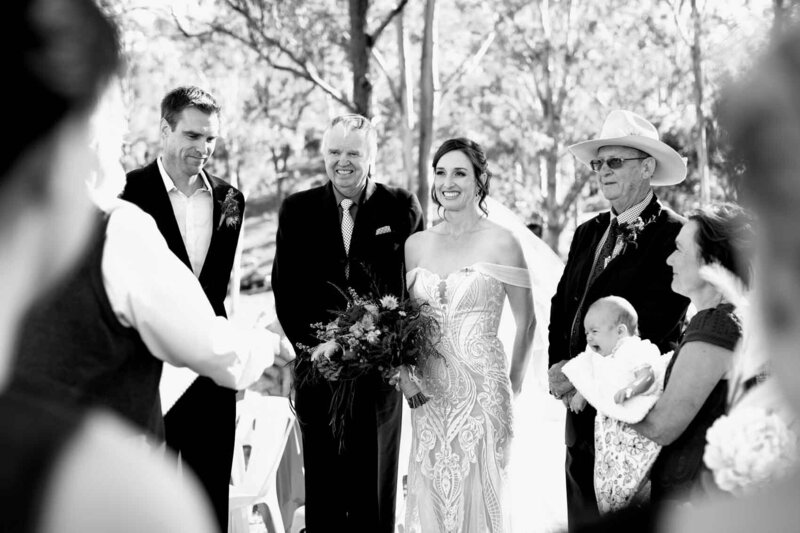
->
xmin=618 ymin=215 xmax=653 ymax=253
xmin=217 ymin=189 xmax=241 ymax=230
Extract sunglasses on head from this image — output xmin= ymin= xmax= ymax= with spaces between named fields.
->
xmin=590 ymin=156 xmax=648 ymax=172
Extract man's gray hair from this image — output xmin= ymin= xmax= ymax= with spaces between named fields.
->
xmin=321 ymin=114 xmax=378 ymax=162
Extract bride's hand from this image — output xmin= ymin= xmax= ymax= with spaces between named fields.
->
xmin=510 ymin=372 xmax=523 ymax=398
xmin=391 ymin=366 xmax=423 ymax=399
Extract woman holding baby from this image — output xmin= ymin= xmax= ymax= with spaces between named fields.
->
xmin=631 ymin=202 xmax=755 ymax=506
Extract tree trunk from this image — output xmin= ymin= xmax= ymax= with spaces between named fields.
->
xmin=543 ymin=148 xmax=561 ymax=251
xmin=691 ymin=0 xmax=709 ymax=204
xmin=418 ymin=0 xmax=438 ymax=218
xmin=349 ymin=0 xmax=373 ymax=116
xmin=396 ymin=14 xmax=416 ymax=192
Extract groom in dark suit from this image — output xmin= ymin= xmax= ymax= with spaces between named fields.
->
xmin=548 ymin=110 xmax=690 ymax=529
xmin=121 ymin=86 xmax=243 ymax=532
xmin=272 ymin=114 xmax=423 ymax=532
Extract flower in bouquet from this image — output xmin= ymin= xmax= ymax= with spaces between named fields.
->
xmin=295 ymin=284 xmax=440 ymax=449
xmin=704 ymin=406 xmax=799 ymax=495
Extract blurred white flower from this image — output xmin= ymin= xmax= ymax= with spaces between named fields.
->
xmin=366 ymin=330 xmax=381 ymax=344
xmin=364 ymin=304 xmax=379 ymax=316
xmin=704 ymin=406 xmax=798 ymax=494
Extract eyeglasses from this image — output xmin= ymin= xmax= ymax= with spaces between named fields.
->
xmin=590 ymin=157 xmax=648 ymax=172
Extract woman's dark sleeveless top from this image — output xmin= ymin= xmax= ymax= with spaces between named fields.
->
xmin=650 ymin=302 xmax=742 ymax=503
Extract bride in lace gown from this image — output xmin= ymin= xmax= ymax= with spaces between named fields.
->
xmin=401 ymin=138 xmax=537 ymax=533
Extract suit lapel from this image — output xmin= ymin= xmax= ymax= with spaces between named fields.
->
xmin=579 ymin=212 xmax=611 ymax=287
xmin=140 ymin=163 xmax=192 ymax=269
xmin=198 ymin=175 xmax=226 ymax=281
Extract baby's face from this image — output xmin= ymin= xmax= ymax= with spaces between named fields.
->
xmin=584 ymin=306 xmax=626 ymax=356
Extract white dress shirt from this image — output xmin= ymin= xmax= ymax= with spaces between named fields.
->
xmin=101 ymin=200 xmax=277 ymax=398
xmin=157 ymin=157 xmax=213 ymax=277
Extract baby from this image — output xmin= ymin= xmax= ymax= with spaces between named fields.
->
xmin=562 ymin=296 xmax=668 ymax=513
xmin=569 ymin=296 xmax=656 ymax=413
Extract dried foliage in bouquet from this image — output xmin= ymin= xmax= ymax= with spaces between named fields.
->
xmin=294 ymin=284 xmax=441 ymax=449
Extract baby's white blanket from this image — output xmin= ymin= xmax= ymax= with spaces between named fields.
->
xmin=562 ymin=337 xmax=671 ymax=423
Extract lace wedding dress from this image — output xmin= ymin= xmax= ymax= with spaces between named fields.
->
xmin=404 ymin=262 xmax=531 ymax=533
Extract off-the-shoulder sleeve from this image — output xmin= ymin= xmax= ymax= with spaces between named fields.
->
xmin=473 ymin=263 xmax=532 ymax=288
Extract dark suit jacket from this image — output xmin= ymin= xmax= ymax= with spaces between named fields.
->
xmin=272 ymin=180 xmax=424 ymax=351
xmin=548 ymin=194 xmax=689 ymax=446
xmin=271 ymin=179 xmax=423 ymax=532
xmin=120 ymin=160 xmax=244 ymax=318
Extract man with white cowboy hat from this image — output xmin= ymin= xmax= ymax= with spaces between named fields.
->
xmin=547 ymin=109 xmax=690 ymax=527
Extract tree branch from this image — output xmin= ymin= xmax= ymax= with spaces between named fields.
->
xmin=371 ymin=46 xmax=402 ymax=107
xmin=560 ymin=171 xmax=593 ymax=216
xmin=663 ymin=0 xmax=691 ymax=46
xmin=441 ymin=30 xmax=496 ymax=100
xmin=177 ymin=0 xmax=354 ymax=111
xmin=369 ymin=0 xmax=410 ymax=44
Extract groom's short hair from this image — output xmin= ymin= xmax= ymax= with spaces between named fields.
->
xmin=160 ymin=86 xmax=221 ymax=130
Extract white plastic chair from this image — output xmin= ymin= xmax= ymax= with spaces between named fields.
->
xmin=229 ymin=392 xmax=297 ymax=533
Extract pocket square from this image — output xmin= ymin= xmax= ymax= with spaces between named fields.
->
xmin=375 ymin=226 xmax=392 ymax=235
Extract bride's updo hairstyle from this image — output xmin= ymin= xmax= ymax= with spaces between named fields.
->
xmin=431 ymin=137 xmax=492 ymax=216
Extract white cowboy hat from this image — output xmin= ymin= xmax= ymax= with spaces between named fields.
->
xmin=568 ymin=109 xmax=687 ymax=186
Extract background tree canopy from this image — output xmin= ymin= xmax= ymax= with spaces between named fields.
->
xmin=103 ymin=0 xmax=794 ymax=257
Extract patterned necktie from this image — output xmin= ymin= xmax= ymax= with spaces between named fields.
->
xmin=341 ymin=199 xmax=354 ymax=277
xmin=569 ymin=218 xmax=620 ymax=355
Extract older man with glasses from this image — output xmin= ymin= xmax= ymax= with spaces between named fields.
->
xmin=272 ymin=114 xmax=424 ymax=532
xmin=547 ymin=110 xmax=690 ymax=528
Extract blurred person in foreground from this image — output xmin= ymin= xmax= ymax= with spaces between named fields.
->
xmin=660 ymin=24 xmax=800 ymax=533
xmin=0 ymin=1 xmax=215 ymax=531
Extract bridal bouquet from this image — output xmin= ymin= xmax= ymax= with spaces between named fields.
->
xmin=296 ymin=286 xmax=440 ymax=449
xmin=704 ymin=406 xmax=798 ymax=495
